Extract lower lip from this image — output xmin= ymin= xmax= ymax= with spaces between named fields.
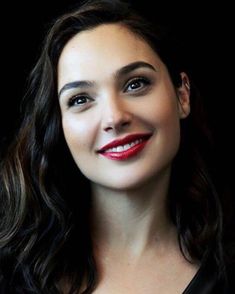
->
xmin=99 ymin=140 xmax=149 ymax=161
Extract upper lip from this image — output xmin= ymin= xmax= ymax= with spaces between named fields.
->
xmin=97 ymin=133 xmax=152 ymax=153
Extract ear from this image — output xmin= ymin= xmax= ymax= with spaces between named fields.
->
xmin=177 ymin=72 xmax=191 ymax=119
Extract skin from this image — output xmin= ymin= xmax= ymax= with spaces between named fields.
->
xmin=58 ymin=24 xmax=197 ymax=293
xmin=58 ymin=24 xmax=190 ymax=191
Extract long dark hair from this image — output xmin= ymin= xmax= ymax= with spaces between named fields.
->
xmin=0 ymin=0 xmax=225 ymax=293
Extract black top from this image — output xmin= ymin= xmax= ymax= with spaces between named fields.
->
xmin=183 ymin=252 xmax=234 ymax=294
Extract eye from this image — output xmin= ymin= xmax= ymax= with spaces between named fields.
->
xmin=67 ymin=94 xmax=93 ymax=108
xmin=124 ymin=77 xmax=151 ymax=93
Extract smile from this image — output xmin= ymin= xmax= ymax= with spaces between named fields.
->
xmin=105 ymin=139 xmax=143 ymax=153
xmin=97 ymin=133 xmax=152 ymax=160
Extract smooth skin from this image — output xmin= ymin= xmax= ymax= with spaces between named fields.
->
xmin=58 ymin=24 xmax=198 ymax=293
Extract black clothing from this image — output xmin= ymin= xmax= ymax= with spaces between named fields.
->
xmin=183 ymin=252 xmax=234 ymax=294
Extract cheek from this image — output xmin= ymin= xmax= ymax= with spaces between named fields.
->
xmin=145 ymin=94 xmax=180 ymax=129
xmin=62 ymin=116 xmax=96 ymax=154
xmin=145 ymin=96 xmax=181 ymax=158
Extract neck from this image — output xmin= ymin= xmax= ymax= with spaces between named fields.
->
xmin=90 ymin=169 xmax=177 ymax=259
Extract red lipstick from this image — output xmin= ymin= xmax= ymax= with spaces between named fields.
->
xmin=97 ymin=133 xmax=152 ymax=160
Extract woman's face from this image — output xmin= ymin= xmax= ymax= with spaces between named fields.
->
xmin=58 ymin=24 xmax=190 ymax=190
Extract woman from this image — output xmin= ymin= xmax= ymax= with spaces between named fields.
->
xmin=0 ymin=0 xmax=233 ymax=293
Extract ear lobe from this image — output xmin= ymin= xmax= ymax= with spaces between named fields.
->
xmin=177 ymin=72 xmax=191 ymax=119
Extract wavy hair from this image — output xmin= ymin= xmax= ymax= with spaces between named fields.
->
xmin=0 ymin=0 xmax=225 ymax=293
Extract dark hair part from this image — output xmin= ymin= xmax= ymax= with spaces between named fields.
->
xmin=0 ymin=0 xmax=225 ymax=293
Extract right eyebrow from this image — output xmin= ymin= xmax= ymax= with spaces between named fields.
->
xmin=58 ymin=80 xmax=95 ymax=99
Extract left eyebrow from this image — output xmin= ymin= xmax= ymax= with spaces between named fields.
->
xmin=115 ymin=61 xmax=157 ymax=78
xmin=58 ymin=80 xmax=95 ymax=99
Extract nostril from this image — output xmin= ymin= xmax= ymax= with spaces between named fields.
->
xmin=104 ymin=126 xmax=113 ymax=132
xmin=103 ymin=120 xmax=130 ymax=132
xmin=102 ymin=111 xmax=132 ymax=132
xmin=121 ymin=121 xmax=130 ymax=127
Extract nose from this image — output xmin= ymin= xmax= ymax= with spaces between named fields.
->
xmin=101 ymin=96 xmax=132 ymax=133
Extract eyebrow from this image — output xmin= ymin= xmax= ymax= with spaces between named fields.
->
xmin=115 ymin=61 xmax=156 ymax=78
xmin=58 ymin=61 xmax=157 ymax=99
xmin=58 ymin=80 xmax=94 ymax=99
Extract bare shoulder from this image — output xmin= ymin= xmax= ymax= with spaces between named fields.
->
xmin=92 ymin=248 xmax=200 ymax=294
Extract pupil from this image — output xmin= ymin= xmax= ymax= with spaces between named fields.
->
xmin=131 ymin=81 xmax=139 ymax=89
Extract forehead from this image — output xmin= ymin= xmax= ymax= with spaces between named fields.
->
xmin=57 ymin=24 xmax=162 ymax=85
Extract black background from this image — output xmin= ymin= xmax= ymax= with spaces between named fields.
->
xmin=1 ymin=1 xmax=234 ymax=204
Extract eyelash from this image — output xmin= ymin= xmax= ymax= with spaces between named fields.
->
xmin=124 ymin=77 xmax=151 ymax=93
xmin=67 ymin=94 xmax=93 ymax=108
xmin=67 ymin=77 xmax=152 ymax=108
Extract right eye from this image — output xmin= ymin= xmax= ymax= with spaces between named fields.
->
xmin=67 ymin=94 xmax=93 ymax=108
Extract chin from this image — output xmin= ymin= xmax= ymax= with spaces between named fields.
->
xmin=91 ymin=166 xmax=170 ymax=192
xmin=88 ymin=174 xmax=144 ymax=191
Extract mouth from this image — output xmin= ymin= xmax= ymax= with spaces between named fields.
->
xmin=97 ymin=133 xmax=152 ymax=160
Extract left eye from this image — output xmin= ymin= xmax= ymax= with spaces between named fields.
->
xmin=124 ymin=77 xmax=151 ymax=92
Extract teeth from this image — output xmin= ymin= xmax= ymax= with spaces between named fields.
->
xmin=105 ymin=139 xmax=142 ymax=153
xmin=116 ymin=146 xmax=124 ymax=152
